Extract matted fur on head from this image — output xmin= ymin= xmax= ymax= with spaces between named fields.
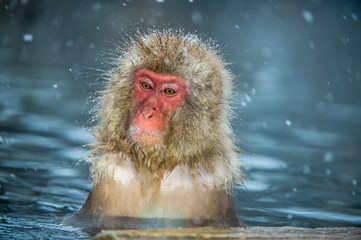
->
xmin=90 ymin=29 xmax=242 ymax=190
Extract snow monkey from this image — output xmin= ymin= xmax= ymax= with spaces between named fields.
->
xmin=70 ymin=29 xmax=243 ymax=230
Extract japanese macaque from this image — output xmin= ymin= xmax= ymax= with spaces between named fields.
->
xmin=69 ymin=29 xmax=243 ymax=230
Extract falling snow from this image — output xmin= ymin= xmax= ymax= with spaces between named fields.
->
xmin=323 ymin=151 xmax=334 ymax=163
xmin=92 ymin=2 xmax=101 ymax=11
xmin=163 ymin=57 xmax=170 ymax=65
xmin=302 ymin=10 xmax=313 ymax=23
xmin=351 ymin=13 xmax=358 ymax=21
xmin=352 ymin=179 xmax=358 ymax=186
xmin=23 ymin=33 xmax=34 ymax=42
xmin=308 ymin=41 xmax=316 ymax=49
xmin=191 ymin=11 xmax=203 ymax=24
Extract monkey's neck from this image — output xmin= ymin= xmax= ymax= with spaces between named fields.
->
xmin=95 ymin=135 xmax=223 ymax=174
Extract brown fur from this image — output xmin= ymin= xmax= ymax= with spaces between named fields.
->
xmin=69 ymin=29 xmax=243 ymax=230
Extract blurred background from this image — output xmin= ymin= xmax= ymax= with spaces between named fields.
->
xmin=0 ymin=0 xmax=360 ymax=238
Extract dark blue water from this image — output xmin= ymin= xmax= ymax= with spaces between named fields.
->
xmin=1 ymin=0 xmax=361 ymax=239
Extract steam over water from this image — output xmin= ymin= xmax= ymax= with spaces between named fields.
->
xmin=1 ymin=0 xmax=360 ymax=238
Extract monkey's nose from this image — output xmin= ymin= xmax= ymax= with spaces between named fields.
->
xmin=142 ymin=107 xmax=156 ymax=119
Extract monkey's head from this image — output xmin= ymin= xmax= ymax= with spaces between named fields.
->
xmin=95 ymin=29 xmax=238 ymax=179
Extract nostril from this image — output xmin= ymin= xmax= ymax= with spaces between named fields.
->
xmin=142 ymin=112 xmax=154 ymax=119
xmin=141 ymin=106 xmax=156 ymax=119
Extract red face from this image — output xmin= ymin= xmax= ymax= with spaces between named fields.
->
xmin=131 ymin=69 xmax=187 ymax=146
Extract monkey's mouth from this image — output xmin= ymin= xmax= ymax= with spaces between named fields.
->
xmin=129 ymin=126 xmax=162 ymax=146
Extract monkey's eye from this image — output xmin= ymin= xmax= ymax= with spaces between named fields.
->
xmin=141 ymin=82 xmax=152 ymax=90
xmin=164 ymin=88 xmax=176 ymax=95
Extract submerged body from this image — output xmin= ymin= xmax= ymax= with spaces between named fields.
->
xmin=75 ymin=154 xmax=240 ymax=229
xmin=69 ymin=30 xmax=242 ymax=230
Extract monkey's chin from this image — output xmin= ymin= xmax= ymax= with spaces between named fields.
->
xmin=132 ymin=133 xmax=161 ymax=146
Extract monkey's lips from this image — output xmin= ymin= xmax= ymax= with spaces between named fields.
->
xmin=130 ymin=126 xmax=162 ymax=145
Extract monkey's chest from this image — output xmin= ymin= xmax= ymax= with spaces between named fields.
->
xmin=107 ymin=164 xmax=227 ymax=219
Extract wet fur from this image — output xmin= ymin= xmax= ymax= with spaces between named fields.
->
xmin=70 ymin=29 xmax=243 ymax=229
